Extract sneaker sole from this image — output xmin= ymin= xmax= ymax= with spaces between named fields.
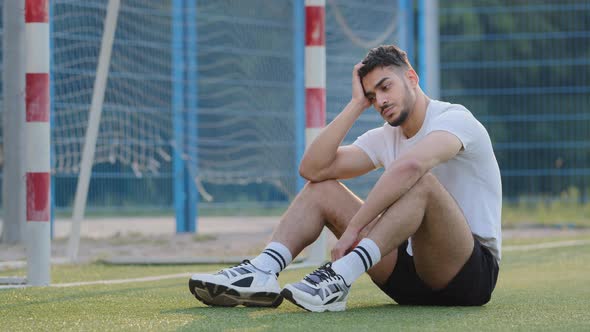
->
xmin=189 ymin=279 xmax=283 ymax=308
xmin=281 ymin=288 xmax=346 ymax=312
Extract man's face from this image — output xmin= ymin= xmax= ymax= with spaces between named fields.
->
xmin=361 ymin=66 xmax=416 ymax=127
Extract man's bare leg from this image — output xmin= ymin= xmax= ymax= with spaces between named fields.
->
xmin=188 ymin=180 xmax=375 ymax=307
xmin=271 ymin=180 xmax=398 ymax=285
xmin=367 ymin=172 xmax=473 ymax=290
xmin=272 ymin=172 xmax=472 ymax=290
xmin=278 ymin=173 xmax=474 ymax=312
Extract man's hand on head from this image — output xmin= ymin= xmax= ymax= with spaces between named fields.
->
xmin=351 ymin=62 xmax=371 ymax=111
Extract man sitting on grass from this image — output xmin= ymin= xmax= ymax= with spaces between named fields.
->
xmin=189 ymin=44 xmax=502 ymax=312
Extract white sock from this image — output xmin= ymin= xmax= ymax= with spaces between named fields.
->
xmin=250 ymin=242 xmax=293 ymax=274
xmin=331 ymin=238 xmax=381 ymax=285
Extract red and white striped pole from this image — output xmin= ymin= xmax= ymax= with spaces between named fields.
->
xmin=305 ymin=0 xmax=326 ymax=146
xmin=25 ymin=0 xmax=51 ymax=286
xmin=305 ymin=0 xmax=327 ymax=263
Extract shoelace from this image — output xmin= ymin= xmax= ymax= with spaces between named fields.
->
xmin=216 ymin=259 xmax=251 ymax=275
xmin=304 ymin=263 xmax=341 ymax=285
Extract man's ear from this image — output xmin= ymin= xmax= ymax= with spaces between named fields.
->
xmin=405 ymin=68 xmax=419 ymax=88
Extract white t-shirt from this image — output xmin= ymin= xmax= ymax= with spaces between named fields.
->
xmin=353 ymin=100 xmax=503 ymax=261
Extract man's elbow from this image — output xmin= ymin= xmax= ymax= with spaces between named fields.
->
xmin=299 ymin=165 xmax=326 ymax=182
xmin=298 ymin=165 xmax=312 ymax=181
xmin=392 ymin=158 xmax=427 ymax=178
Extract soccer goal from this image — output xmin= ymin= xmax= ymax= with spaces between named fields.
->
xmin=1 ymin=0 xmax=410 ymax=284
xmin=62 ymin=0 xmax=406 ymax=263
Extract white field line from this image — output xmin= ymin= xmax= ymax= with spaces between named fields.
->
xmin=0 ymin=284 xmax=28 ymax=289
xmin=1 ymin=239 xmax=589 ymax=290
xmin=0 ymin=272 xmax=193 ymax=290
xmin=503 ymin=239 xmax=590 ymax=252
xmin=53 ymin=272 xmax=192 ymax=287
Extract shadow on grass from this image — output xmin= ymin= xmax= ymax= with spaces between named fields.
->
xmin=167 ymin=303 xmax=491 ymax=331
xmin=165 ymin=301 xmax=489 ymax=317
xmin=163 ymin=306 xmax=260 ymax=314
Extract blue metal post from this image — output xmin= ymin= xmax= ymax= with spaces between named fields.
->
xmin=417 ymin=0 xmax=440 ymax=99
xmin=294 ymin=0 xmax=306 ymax=192
xmin=185 ymin=0 xmax=198 ymax=232
xmin=172 ymin=0 xmax=186 ymax=233
xmin=418 ymin=0 xmax=426 ymax=91
xmin=398 ymin=0 xmax=415 ymax=64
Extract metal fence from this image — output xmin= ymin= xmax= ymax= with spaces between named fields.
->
xmin=439 ymin=1 xmax=590 ymax=203
xmin=0 ymin=1 xmax=588 ymax=216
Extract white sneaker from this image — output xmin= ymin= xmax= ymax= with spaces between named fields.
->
xmin=189 ymin=260 xmax=283 ymax=307
xmin=281 ymin=263 xmax=350 ymax=312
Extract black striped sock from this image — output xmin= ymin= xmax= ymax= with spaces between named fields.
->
xmin=352 ymin=247 xmax=369 ymax=271
xmin=251 ymin=242 xmax=293 ymax=274
xmin=262 ymin=249 xmax=285 ymax=270
xmin=331 ymin=238 xmax=382 ymax=285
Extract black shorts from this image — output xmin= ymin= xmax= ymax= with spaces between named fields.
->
xmin=377 ymin=237 xmax=499 ymax=306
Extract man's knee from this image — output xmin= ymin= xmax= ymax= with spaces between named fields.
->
xmin=411 ymin=172 xmax=440 ymax=197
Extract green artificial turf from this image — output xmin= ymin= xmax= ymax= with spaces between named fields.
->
xmin=1 ymin=240 xmax=589 ymax=331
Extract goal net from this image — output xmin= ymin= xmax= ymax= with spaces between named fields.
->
xmin=0 ymin=0 xmax=402 ymax=269
xmin=50 ymin=0 xmax=400 ymax=214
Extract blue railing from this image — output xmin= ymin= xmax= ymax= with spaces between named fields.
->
xmin=439 ymin=1 xmax=590 ymax=202
xmin=0 ymin=0 xmax=587 ymax=216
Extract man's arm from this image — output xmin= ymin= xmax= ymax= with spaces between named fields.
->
xmin=332 ymin=130 xmax=463 ymax=259
xmin=299 ymin=102 xmax=374 ymax=181
xmin=299 ymin=63 xmax=374 ymax=182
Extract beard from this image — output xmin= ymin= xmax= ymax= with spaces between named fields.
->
xmin=387 ymin=83 xmax=414 ymax=127
xmin=387 ymin=108 xmax=410 ymax=127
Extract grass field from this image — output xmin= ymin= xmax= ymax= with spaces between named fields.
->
xmin=1 ymin=238 xmax=590 ymax=331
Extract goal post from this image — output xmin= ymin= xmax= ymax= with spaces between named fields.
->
xmin=66 ymin=0 xmax=121 ymax=262
xmin=301 ymin=0 xmax=328 ymax=265
xmin=2 ymin=0 xmax=407 ymax=271
xmin=298 ymin=0 xmax=407 ymax=265
xmin=0 ymin=0 xmax=52 ymax=287
xmin=25 ymin=0 xmax=51 ymax=286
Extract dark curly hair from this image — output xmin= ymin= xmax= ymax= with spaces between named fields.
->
xmin=358 ymin=45 xmax=411 ymax=79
